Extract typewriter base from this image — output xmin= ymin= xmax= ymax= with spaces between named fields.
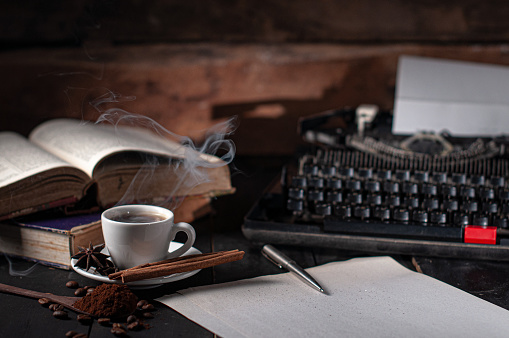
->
xmin=243 ymin=192 xmax=509 ymax=261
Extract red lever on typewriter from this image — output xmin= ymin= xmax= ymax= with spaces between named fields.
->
xmin=464 ymin=226 xmax=497 ymax=245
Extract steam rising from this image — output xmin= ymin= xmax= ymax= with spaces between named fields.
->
xmin=3 ymin=252 xmax=38 ymax=277
xmin=92 ymin=92 xmax=237 ymax=210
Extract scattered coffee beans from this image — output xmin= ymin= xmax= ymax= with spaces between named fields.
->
xmin=73 ymin=334 xmax=88 ymax=338
xmin=142 ymin=312 xmax=154 ymax=319
xmin=52 ymin=310 xmax=68 ymax=319
xmin=49 ymin=304 xmax=64 ymax=312
xmin=127 ymin=321 xmax=144 ymax=331
xmin=66 ymin=332 xmax=88 ymax=338
xmin=97 ymin=317 xmax=111 ymax=326
xmin=127 ymin=315 xmax=137 ymax=324
xmin=49 ymin=281 xmax=158 ymax=335
xmin=38 ymin=298 xmax=51 ymax=307
xmin=111 ymin=323 xmax=128 ymax=336
xmin=77 ymin=314 xmax=93 ymax=325
xmin=141 ymin=303 xmax=154 ymax=311
xmin=66 ymin=281 xmax=79 ymax=289
xmin=74 ymin=288 xmax=86 ymax=297
xmin=73 ymin=333 xmax=88 ymax=338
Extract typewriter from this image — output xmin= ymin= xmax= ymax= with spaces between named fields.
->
xmin=243 ymin=105 xmax=509 ymax=260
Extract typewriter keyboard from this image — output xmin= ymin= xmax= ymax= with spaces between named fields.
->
xmin=285 ymin=150 xmax=509 ymax=245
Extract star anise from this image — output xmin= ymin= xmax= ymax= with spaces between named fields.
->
xmin=72 ymin=242 xmax=113 ymax=272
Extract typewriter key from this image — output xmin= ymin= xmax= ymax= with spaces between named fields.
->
xmin=412 ymin=210 xmax=428 ymax=223
xmin=393 ymin=208 xmax=410 ymax=222
xmin=414 ymin=171 xmax=429 ymax=183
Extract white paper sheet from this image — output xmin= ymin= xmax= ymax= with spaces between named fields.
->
xmin=157 ymin=256 xmax=509 ymax=337
xmin=392 ymin=55 xmax=509 ymax=136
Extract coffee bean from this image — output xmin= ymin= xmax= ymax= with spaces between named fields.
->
xmin=48 ymin=304 xmax=61 ymax=311
xmin=86 ymin=287 xmax=95 ymax=294
xmin=127 ymin=315 xmax=137 ymax=323
xmin=141 ymin=303 xmax=154 ymax=311
xmin=111 ymin=327 xmax=128 ymax=337
xmin=77 ymin=314 xmax=93 ymax=325
xmin=49 ymin=304 xmax=64 ymax=312
xmin=73 ymin=334 xmax=88 ymax=338
xmin=65 ymin=330 xmax=87 ymax=338
xmin=112 ymin=323 xmax=125 ymax=329
xmin=127 ymin=321 xmax=144 ymax=331
xmin=38 ymin=298 xmax=51 ymax=307
xmin=65 ymin=281 xmax=79 ymax=289
xmin=74 ymin=288 xmax=86 ymax=297
xmin=97 ymin=318 xmax=110 ymax=326
xmin=53 ymin=310 xmax=68 ymax=319
xmin=136 ymin=300 xmax=148 ymax=308
xmin=142 ymin=312 xmax=154 ymax=319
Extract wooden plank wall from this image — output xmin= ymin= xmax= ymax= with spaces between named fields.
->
xmin=2 ymin=1 xmax=509 ymax=155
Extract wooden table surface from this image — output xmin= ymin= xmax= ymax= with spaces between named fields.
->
xmin=1 ymin=156 xmax=509 ymax=337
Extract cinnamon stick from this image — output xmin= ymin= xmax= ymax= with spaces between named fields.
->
xmin=108 ymin=251 xmax=226 ymax=280
xmin=108 ymin=250 xmax=244 ymax=283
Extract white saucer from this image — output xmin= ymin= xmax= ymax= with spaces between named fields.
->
xmin=71 ymin=242 xmax=202 ymax=288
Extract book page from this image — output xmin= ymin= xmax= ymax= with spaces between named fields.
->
xmin=0 ymin=132 xmax=74 ymax=188
xmin=29 ymin=119 xmax=222 ymax=177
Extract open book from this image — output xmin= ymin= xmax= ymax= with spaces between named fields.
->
xmin=0 ymin=119 xmax=234 ymax=219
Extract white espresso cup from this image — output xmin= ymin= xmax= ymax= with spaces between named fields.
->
xmin=101 ymin=204 xmax=196 ymax=270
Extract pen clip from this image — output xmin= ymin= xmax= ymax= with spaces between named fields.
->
xmin=261 ymin=250 xmax=283 ymax=269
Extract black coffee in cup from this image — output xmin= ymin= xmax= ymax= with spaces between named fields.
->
xmin=109 ymin=211 xmax=167 ymax=223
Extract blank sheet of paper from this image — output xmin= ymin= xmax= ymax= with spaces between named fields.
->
xmin=158 ymin=256 xmax=509 ymax=338
xmin=392 ymin=55 xmax=509 ymax=136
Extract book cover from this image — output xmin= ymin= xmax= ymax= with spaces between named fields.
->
xmin=0 ymin=213 xmax=103 ymax=269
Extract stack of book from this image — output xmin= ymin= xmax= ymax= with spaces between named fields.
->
xmin=0 ymin=119 xmax=235 ymax=268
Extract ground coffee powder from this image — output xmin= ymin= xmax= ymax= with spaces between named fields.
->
xmin=73 ymin=283 xmax=138 ymax=318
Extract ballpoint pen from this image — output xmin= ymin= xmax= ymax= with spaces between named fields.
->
xmin=261 ymin=244 xmax=325 ymax=293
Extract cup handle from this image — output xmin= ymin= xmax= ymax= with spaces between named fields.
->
xmin=168 ymin=222 xmax=196 ymax=258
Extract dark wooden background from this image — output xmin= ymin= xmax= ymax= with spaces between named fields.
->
xmin=3 ymin=1 xmax=509 ymax=155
